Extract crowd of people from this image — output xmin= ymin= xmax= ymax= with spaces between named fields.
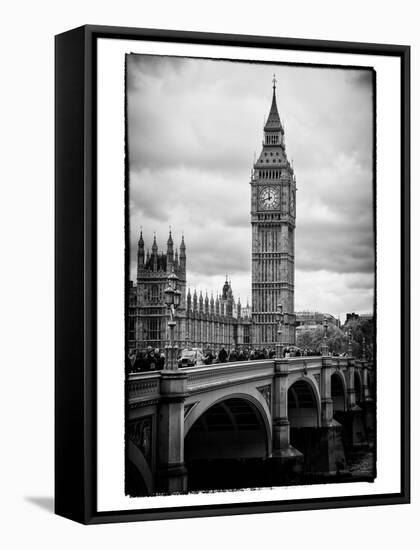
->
xmin=126 ymin=344 xmax=330 ymax=373
xmin=210 ymin=345 xmax=319 ymax=363
xmin=126 ymin=347 xmax=166 ymax=373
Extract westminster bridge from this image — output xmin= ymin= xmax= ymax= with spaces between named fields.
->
xmin=126 ymin=355 xmax=375 ymax=495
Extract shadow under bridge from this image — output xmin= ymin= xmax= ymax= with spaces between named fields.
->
xmin=184 ymin=396 xmax=271 ymax=491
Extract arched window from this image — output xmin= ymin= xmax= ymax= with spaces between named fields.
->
xmin=151 ymin=285 xmax=158 ymax=303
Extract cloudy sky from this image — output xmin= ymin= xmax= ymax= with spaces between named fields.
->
xmin=126 ymin=54 xmax=374 ymax=321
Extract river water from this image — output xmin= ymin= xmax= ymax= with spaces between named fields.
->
xmin=187 ymin=447 xmax=376 ymax=493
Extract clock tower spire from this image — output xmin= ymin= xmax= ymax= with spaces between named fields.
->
xmin=250 ymin=78 xmax=296 ymax=349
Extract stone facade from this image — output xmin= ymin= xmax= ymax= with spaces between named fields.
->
xmin=296 ymin=311 xmax=341 ymax=330
xmin=251 ymin=79 xmax=296 ymax=347
xmin=128 ymin=232 xmax=251 ymax=351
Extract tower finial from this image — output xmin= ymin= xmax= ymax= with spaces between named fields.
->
xmin=273 ymin=73 xmax=277 ymax=90
xmin=152 ymin=234 xmax=158 ymax=262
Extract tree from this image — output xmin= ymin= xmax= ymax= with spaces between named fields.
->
xmin=343 ymin=318 xmax=375 ymax=360
xmin=296 ymin=324 xmax=347 ymax=355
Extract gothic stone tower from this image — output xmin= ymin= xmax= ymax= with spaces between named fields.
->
xmin=251 ymin=78 xmax=296 ymax=348
xmin=135 ymin=230 xmax=187 ymax=348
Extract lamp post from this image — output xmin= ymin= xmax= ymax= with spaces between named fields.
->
xmin=321 ymin=316 xmax=329 ymax=357
xmin=283 ymin=311 xmax=289 ymax=350
xmin=275 ymin=304 xmax=284 ymax=359
xmin=164 ymin=270 xmax=182 ymax=370
xmin=347 ymin=327 xmax=353 ymax=357
xmin=362 ymin=335 xmax=366 ymax=361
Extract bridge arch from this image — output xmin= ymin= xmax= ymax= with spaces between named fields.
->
xmin=287 ymin=377 xmax=321 ymax=428
xmin=184 ymin=391 xmax=272 ymax=461
xmin=125 ymin=440 xmax=154 ymax=496
xmin=331 ymin=371 xmax=347 ymax=412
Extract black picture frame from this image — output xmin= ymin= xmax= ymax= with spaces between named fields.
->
xmin=55 ymin=25 xmax=410 ymax=525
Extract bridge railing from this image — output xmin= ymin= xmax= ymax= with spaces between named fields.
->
xmin=286 ymin=356 xmax=323 ymax=371
xmin=126 ymin=356 xmax=363 ymax=402
xmin=330 ymin=357 xmax=350 ymax=369
xmin=127 ymin=371 xmax=161 ymax=405
xmin=183 ymin=359 xmax=275 ymax=391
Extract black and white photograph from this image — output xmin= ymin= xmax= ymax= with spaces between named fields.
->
xmin=124 ymin=54 xmax=377 ymax=497
xmin=0 ymin=0 xmax=413 ymax=542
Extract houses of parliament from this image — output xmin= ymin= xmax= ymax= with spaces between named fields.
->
xmin=128 ymin=77 xmax=296 ymax=351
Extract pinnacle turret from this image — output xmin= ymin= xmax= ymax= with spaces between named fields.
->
xmin=260 ymin=75 xmax=285 ymax=149
xmin=179 ymin=235 xmax=186 ymax=271
xmin=137 ymin=229 xmax=145 ymax=272
xmin=222 ymin=276 xmax=230 ymax=300
xmin=264 ymin=75 xmax=283 ymax=133
xmin=167 ymin=229 xmax=174 ymax=264
xmin=152 ymin=234 xmax=158 ymax=252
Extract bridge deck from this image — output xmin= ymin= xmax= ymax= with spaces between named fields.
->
xmin=127 ymin=356 xmax=369 ymax=406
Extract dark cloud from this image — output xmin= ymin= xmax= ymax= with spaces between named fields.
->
xmin=345 ymin=69 xmax=374 ymax=88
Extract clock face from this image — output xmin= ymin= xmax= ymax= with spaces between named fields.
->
xmin=259 ymin=186 xmax=280 ymax=210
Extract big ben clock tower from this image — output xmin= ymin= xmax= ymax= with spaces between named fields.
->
xmin=251 ymin=77 xmax=296 ymax=348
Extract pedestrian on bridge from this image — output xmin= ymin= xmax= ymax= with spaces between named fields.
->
xmin=237 ymin=348 xmax=245 ymax=361
xmin=204 ymin=346 xmax=214 ymax=365
xmin=157 ymin=352 xmax=165 ymax=370
xmin=218 ymin=346 xmax=228 ymax=363
xmin=146 ymin=348 xmax=158 ymax=371
xmin=228 ymin=348 xmax=238 ymax=362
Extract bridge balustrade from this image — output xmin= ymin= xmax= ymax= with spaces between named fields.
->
xmin=127 ymin=357 xmax=373 ymax=403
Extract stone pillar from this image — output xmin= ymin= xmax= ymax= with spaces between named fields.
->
xmin=335 ymin=358 xmax=367 ymax=448
xmin=156 ymin=370 xmax=188 ymax=493
xmin=346 ymin=358 xmax=357 ymax=410
xmin=320 ymin=356 xmax=334 ymax=426
xmin=306 ymin=356 xmax=348 ymax=476
xmin=271 ymin=359 xmax=303 ymax=474
xmin=361 ymin=360 xmax=375 ymax=442
xmin=361 ymin=360 xmax=372 ymax=402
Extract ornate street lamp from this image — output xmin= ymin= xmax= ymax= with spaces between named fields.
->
xmin=347 ymin=326 xmax=353 ymax=357
xmin=164 ymin=270 xmax=182 ymax=370
xmin=321 ymin=316 xmax=329 ymax=357
xmin=362 ymin=335 xmax=366 ymax=361
xmin=283 ymin=311 xmax=289 ymax=349
xmin=275 ymin=304 xmax=284 ymax=359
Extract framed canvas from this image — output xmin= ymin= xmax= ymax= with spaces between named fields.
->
xmin=55 ymin=25 xmax=410 ymax=524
